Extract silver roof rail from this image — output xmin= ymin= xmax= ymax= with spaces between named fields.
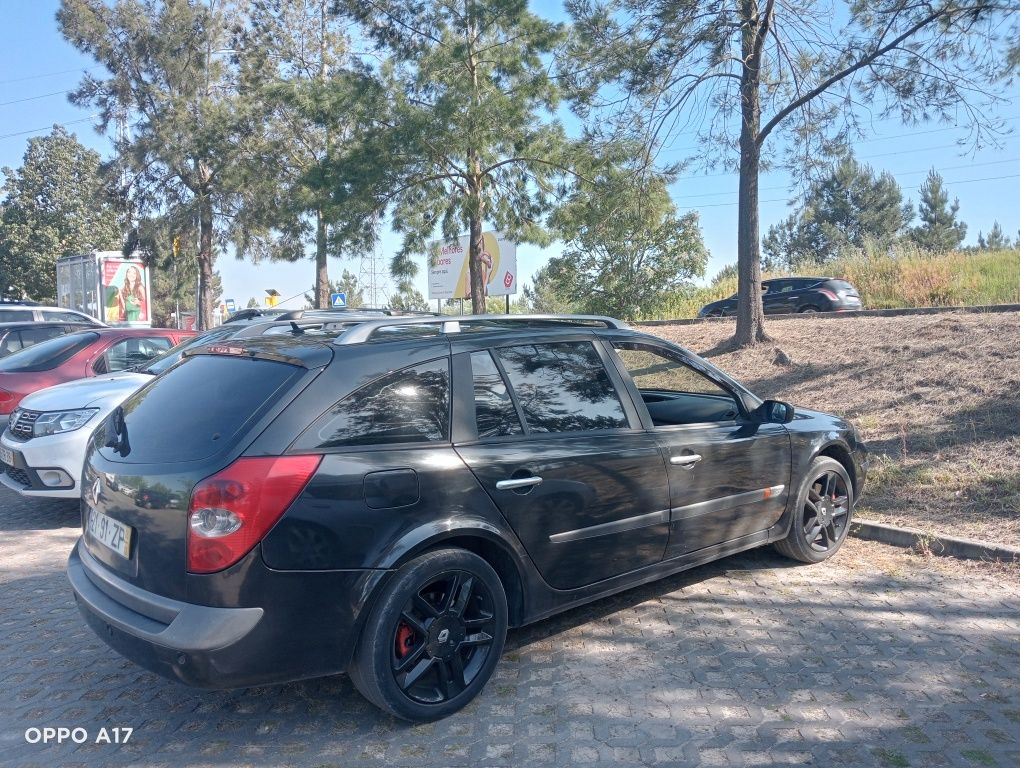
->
xmin=333 ymin=314 xmax=630 ymax=345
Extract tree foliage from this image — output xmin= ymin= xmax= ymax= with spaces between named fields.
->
xmin=545 ymin=169 xmax=708 ymax=318
xmin=389 ymin=286 xmax=430 ymax=312
xmin=343 ymin=0 xmax=575 ymax=313
xmin=231 ymin=0 xmax=382 ymax=308
xmin=304 ymin=269 xmax=364 ymax=308
xmin=910 ymin=170 xmax=967 ymax=253
xmin=763 ymin=157 xmax=912 ymax=268
xmin=0 ymin=127 xmax=122 ymax=301
xmin=59 ymin=0 xmax=244 ymax=330
xmin=566 ymin=0 xmax=1018 ymax=345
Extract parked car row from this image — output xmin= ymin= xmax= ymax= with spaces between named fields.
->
xmin=6 ymin=312 xmax=867 ymax=722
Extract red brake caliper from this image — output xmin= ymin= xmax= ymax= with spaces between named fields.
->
xmin=395 ymin=623 xmax=415 ymax=658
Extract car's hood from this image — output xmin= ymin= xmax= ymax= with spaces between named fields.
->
xmin=16 ymin=372 xmax=153 ymax=411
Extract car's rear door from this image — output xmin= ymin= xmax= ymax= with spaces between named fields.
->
xmin=452 ymin=337 xmax=670 ymax=590
xmin=606 ymin=340 xmax=792 ymax=557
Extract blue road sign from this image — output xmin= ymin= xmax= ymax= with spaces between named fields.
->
xmin=225 ymin=299 xmax=236 ymax=312
xmin=330 ymin=292 xmax=347 ymax=308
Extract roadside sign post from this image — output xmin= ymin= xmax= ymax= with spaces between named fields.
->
xmin=225 ymin=299 xmax=236 ymax=313
xmin=330 ymin=292 xmax=347 ymax=308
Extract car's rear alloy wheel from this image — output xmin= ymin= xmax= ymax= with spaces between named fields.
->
xmin=774 ymin=456 xmax=854 ymax=563
xmin=799 ymin=305 xmax=821 ymax=313
xmin=349 ymin=548 xmax=507 ymax=721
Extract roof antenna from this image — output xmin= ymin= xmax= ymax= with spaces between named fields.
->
xmin=290 ymin=322 xmax=305 ymax=335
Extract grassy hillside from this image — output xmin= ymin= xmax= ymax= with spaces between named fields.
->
xmin=651 ymin=247 xmax=1020 ymax=320
xmin=641 ymin=311 xmax=1020 ymax=546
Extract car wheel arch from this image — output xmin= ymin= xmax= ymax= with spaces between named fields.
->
xmin=816 ymin=441 xmax=858 ymax=496
xmin=385 ymin=525 xmax=529 ymax=628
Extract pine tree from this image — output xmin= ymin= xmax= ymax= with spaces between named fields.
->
xmin=345 ymin=0 xmax=574 ymax=314
xmin=59 ymin=0 xmax=243 ymax=330
xmin=986 ymin=221 xmax=1010 ymax=250
xmin=910 ymin=170 xmax=967 ymax=253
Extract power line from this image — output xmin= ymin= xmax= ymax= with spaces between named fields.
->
xmin=0 ymin=115 xmax=99 ymax=141
xmin=0 ymin=89 xmax=70 ymax=107
xmin=0 ymin=65 xmax=98 ymax=85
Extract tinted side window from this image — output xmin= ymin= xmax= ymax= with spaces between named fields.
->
xmin=495 ymin=342 xmax=628 ymax=434
xmin=0 ymin=332 xmax=22 ymax=356
xmin=298 ymin=358 xmax=450 ymax=449
xmin=42 ymin=310 xmax=88 ymax=322
xmin=95 ymin=336 xmax=172 ymax=374
xmin=18 ymin=327 xmax=66 ymax=347
xmin=0 ymin=309 xmax=33 ymax=322
xmin=470 ymin=351 xmax=523 ymax=439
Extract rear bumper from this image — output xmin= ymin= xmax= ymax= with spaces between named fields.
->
xmin=68 ymin=538 xmax=389 ymax=688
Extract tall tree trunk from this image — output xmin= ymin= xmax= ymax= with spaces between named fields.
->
xmin=315 ymin=208 xmax=328 ymax=308
xmin=734 ymin=0 xmax=769 ymax=347
xmin=197 ymin=194 xmax=214 ymax=331
xmin=468 ymin=206 xmax=486 ymax=314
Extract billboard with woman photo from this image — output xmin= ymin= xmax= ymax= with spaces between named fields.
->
xmin=101 ymin=259 xmax=151 ymax=325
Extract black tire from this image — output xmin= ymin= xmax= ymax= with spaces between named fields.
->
xmin=774 ymin=456 xmax=854 ymax=564
xmin=348 ymin=548 xmax=508 ymax=722
xmin=798 ymin=305 xmax=821 ymax=313
xmin=708 ymin=309 xmax=725 ymax=318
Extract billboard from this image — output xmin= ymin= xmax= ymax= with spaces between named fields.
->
xmin=427 ymin=231 xmax=517 ymax=300
xmin=100 ymin=258 xmax=151 ymax=325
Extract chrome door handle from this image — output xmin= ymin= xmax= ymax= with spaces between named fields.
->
xmin=670 ymin=454 xmax=702 ymax=467
xmin=496 ymin=476 xmax=543 ymax=490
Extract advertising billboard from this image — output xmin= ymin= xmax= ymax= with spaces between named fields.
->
xmin=427 ymin=231 xmax=517 ymax=300
xmin=100 ymin=258 xmax=151 ymax=325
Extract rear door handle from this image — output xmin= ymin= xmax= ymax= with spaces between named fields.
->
xmin=496 ymin=476 xmax=544 ymax=490
xmin=670 ymin=454 xmax=702 ymax=467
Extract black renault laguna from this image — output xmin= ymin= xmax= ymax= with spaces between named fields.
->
xmin=68 ymin=314 xmax=867 ymax=721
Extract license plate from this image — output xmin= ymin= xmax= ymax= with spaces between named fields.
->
xmin=87 ymin=508 xmax=133 ymax=560
xmin=0 ymin=445 xmax=13 ymax=466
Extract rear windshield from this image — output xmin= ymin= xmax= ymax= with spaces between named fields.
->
xmin=0 ymin=331 xmax=98 ymax=372
xmin=101 ymin=354 xmax=303 ymax=463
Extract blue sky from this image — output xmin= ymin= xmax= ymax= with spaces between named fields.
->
xmin=2 ymin=1 xmax=1019 ymax=311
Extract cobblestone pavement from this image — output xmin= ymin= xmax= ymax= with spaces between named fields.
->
xmin=1 ymin=485 xmax=1018 ymax=768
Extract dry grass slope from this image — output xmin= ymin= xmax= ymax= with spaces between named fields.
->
xmin=642 ymin=310 xmax=1020 ymax=546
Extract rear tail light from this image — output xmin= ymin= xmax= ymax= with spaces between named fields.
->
xmin=817 ymin=288 xmax=838 ymax=302
xmin=186 ymin=455 xmax=322 ymax=573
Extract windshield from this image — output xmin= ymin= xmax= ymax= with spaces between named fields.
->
xmin=141 ymin=326 xmax=238 ymax=375
xmin=0 ymin=331 xmax=99 ymax=373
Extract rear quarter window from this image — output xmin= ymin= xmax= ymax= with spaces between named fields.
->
xmin=294 ymin=358 xmax=450 ymax=449
xmin=103 ymin=354 xmax=304 ymax=463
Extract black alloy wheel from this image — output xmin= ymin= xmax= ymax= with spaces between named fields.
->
xmin=391 ymin=569 xmax=498 ymax=704
xmin=349 ymin=548 xmax=508 ymax=721
xmin=774 ymin=456 xmax=854 ymax=563
xmin=798 ymin=305 xmax=821 ymax=313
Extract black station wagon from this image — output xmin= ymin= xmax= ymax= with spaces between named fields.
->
xmin=68 ymin=315 xmax=867 ymax=721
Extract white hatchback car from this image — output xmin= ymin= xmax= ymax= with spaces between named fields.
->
xmin=0 ymin=318 xmax=339 ymax=498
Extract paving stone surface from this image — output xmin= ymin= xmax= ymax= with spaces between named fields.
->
xmin=1 ymin=485 xmax=1018 ymax=767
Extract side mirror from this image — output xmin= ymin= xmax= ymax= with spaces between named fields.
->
xmin=760 ymin=399 xmax=795 ymax=424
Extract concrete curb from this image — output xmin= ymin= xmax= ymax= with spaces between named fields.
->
xmin=635 ymin=303 xmax=1020 ymax=328
xmin=850 ymin=519 xmax=1020 ymax=562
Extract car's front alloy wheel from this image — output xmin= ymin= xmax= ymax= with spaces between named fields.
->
xmin=349 ymin=548 xmax=508 ymax=721
xmin=774 ymin=456 xmax=854 ymax=563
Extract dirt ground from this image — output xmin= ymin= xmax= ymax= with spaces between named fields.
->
xmin=641 ymin=310 xmax=1020 ymax=547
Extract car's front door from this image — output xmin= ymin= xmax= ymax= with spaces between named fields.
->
xmin=453 ymin=340 xmax=671 ymax=590
xmin=607 ymin=341 xmax=792 ymax=557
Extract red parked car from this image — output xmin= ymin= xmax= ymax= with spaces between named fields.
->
xmin=0 ymin=327 xmax=194 ymax=426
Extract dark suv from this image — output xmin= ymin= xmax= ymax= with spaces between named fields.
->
xmin=698 ymin=277 xmax=863 ymax=317
xmin=68 ymin=315 xmax=867 ymax=721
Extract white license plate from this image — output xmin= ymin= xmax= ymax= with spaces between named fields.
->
xmin=0 ymin=445 xmax=13 ymax=466
xmin=87 ymin=508 xmax=133 ymax=560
